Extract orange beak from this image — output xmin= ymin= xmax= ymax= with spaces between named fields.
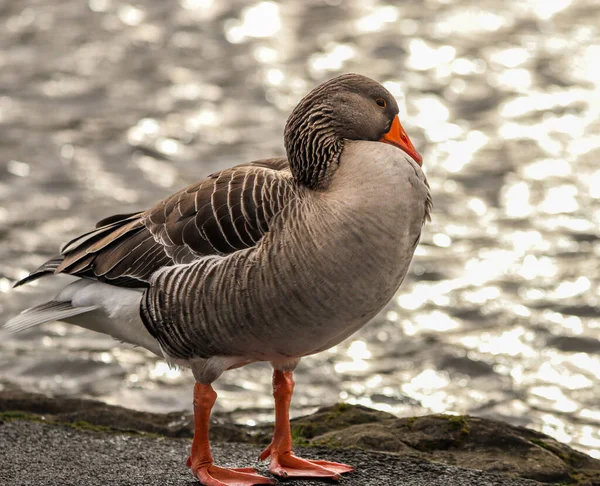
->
xmin=379 ymin=115 xmax=422 ymax=166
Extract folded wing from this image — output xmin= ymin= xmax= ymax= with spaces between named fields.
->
xmin=14 ymin=158 xmax=293 ymax=289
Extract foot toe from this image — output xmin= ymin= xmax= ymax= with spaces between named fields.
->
xmin=192 ymin=464 xmax=275 ymax=485
xmin=310 ymin=460 xmax=355 ymax=474
xmin=268 ymin=454 xmax=347 ymax=480
xmin=258 ymin=446 xmax=272 ymax=462
xmin=269 ymin=464 xmax=289 ymax=478
xmin=231 ymin=467 xmax=260 ymax=474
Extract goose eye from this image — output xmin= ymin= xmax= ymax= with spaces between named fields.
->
xmin=375 ymin=98 xmax=386 ymax=108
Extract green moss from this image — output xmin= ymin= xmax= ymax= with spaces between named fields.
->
xmin=0 ymin=411 xmax=45 ymax=422
xmin=0 ymin=410 xmax=160 ymax=438
xmin=68 ymin=420 xmax=161 ymax=438
xmin=530 ymin=438 xmax=570 ymax=462
xmin=290 ymin=423 xmax=313 ymax=440
xmin=405 ymin=417 xmax=417 ymax=429
xmin=568 ymin=471 xmax=587 ymax=485
xmin=531 ymin=438 xmax=550 ymax=449
xmin=551 ymin=471 xmax=586 ymax=486
xmin=291 ymin=426 xmax=311 ymax=447
xmin=324 ymin=403 xmax=351 ymax=423
xmin=70 ymin=420 xmax=115 ymax=434
xmin=313 ymin=436 xmax=344 ymax=449
xmin=334 ymin=403 xmax=350 ymax=413
xmin=447 ymin=415 xmax=471 ymax=436
xmin=288 ymin=403 xmax=383 ymax=441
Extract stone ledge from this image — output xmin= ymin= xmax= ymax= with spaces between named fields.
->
xmin=1 ymin=390 xmax=599 ymax=485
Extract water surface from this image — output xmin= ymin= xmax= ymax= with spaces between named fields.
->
xmin=1 ymin=0 xmax=599 ymax=458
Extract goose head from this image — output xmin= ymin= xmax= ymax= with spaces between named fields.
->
xmin=284 ymin=73 xmax=422 ymax=189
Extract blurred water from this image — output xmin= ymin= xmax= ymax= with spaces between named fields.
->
xmin=1 ymin=0 xmax=599 ymax=459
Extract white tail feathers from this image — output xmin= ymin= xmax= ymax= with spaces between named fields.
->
xmin=2 ymin=301 xmax=98 ymax=335
xmin=2 ymin=278 xmax=162 ymax=357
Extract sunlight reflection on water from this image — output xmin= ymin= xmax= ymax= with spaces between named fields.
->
xmin=0 ymin=0 xmax=599 ymax=460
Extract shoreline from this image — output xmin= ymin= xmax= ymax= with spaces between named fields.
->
xmin=1 ymin=390 xmax=599 ymax=485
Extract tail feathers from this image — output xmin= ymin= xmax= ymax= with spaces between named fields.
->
xmin=4 ymin=279 xmax=162 ymax=357
xmin=13 ymin=211 xmax=145 ymax=289
xmin=2 ymin=301 xmax=97 ymax=335
xmin=13 ymin=256 xmax=63 ymax=288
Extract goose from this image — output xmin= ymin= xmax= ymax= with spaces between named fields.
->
xmin=4 ymin=73 xmax=431 ymax=485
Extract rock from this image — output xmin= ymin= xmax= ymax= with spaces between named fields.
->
xmin=290 ymin=403 xmax=396 ymax=439
xmin=310 ymin=414 xmax=600 ymax=485
xmin=2 ymin=391 xmax=599 ymax=485
xmin=0 ymin=389 xmax=248 ymax=442
xmin=247 ymin=402 xmax=398 ymax=445
xmin=315 ymin=422 xmax=418 ymax=454
xmin=1 ymin=420 xmax=539 ymax=486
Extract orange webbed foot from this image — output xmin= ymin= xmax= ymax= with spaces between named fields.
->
xmin=259 ymin=446 xmax=354 ymax=480
xmin=188 ymin=458 xmax=275 ymax=486
xmin=259 ymin=370 xmax=355 ymax=480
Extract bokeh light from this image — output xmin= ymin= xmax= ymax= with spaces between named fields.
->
xmin=0 ymin=0 xmax=599 ymax=460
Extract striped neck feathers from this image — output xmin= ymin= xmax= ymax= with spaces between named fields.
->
xmin=284 ymin=104 xmax=344 ymax=190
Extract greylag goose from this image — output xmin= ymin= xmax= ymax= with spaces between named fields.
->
xmin=4 ymin=73 xmax=431 ymax=485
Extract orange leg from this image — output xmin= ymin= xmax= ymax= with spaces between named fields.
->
xmin=187 ymin=383 xmax=275 ymax=486
xmin=259 ymin=370 xmax=355 ymax=480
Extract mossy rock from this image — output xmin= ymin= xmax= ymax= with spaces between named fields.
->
xmin=313 ymin=422 xmax=417 ymax=455
xmin=289 ymin=403 xmax=395 ymax=441
xmin=3 ymin=392 xmax=600 ymax=485
xmin=305 ymin=413 xmax=600 ymax=485
xmin=0 ymin=390 xmax=250 ymax=443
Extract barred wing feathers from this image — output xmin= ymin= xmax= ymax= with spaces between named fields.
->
xmin=13 ymin=158 xmax=293 ymax=289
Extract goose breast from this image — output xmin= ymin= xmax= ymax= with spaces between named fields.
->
xmin=143 ymin=142 xmax=430 ymax=362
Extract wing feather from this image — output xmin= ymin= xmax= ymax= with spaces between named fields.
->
xmin=14 ymin=158 xmax=293 ymax=289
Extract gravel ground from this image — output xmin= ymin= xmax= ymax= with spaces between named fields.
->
xmin=0 ymin=420 xmax=540 ymax=486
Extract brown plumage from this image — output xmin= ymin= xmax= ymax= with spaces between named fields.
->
xmin=6 ymin=73 xmax=431 ymax=485
xmin=14 ymin=158 xmax=294 ymax=289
